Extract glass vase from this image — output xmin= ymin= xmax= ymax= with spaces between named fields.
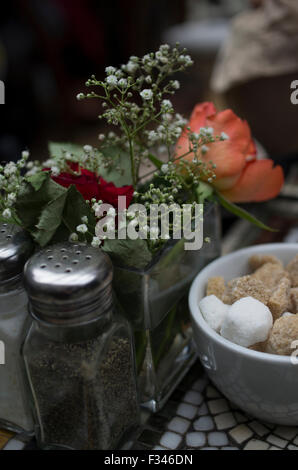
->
xmin=112 ymin=203 xmax=221 ymax=412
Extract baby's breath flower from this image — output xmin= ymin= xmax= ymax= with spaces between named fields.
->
xmin=118 ymin=78 xmax=127 ymax=88
xmin=106 ymin=75 xmax=118 ymax=87
xmin=160 ymin=44 xmax=170 ymax=53
xmin=76 ymin=93 xmax=85 ymax=101
xmin=91 ymin=236 xmax=102 ymax=248
xmin=148 ymin=130 xmax=158 ymax=142
xmin=126 ymin=61 xmax=138 ymax=73
xmin=81 ymin=216 xmax=88 ymax=224
xmin=115 ymin=69 xmax=124 ymax=78
xmin=161 ymin=164 xmax=169 ymax=174
xmin=83 ymin=145 xmax=93 ymax=153
xmin=105 ymin=66 xmax=116 ymax=75
xmin=98 ymin=134 xmax=105 ymax=141
xmin=173 ymin=127 xmax=182 ymax=138
xmin=92 ymin=200 xmax=102 ymax=212
xmin=2 ymin=209 xmax=11 ymax=219
xmin=140 ymin=89 xmax=153 ymax=100
xmin=51 ymin=166 xmax=60 ymax=177
xmin=76 ymin=224 xmax=88 ymax=234
xmin=201 ymin=145 xmax=209 ymax=155
xmin=220 ymin=131 xmax=229 ymax=141
xmin=161 ymin=99 xmax=173 ymax=110
xmin=69 ymin=233 xmax=79 ymax=242
xmin=22 ymin=150 xmax=30 ymax=159
xmin=172 ymin=80 xmax=180 ymax=90
xmin=7 ymin=193 xmax=16 ymax=206
xmin=156 ymin=51 xmax=168 ymax=64
xmin=4 ymin=163 xmax=17 ymax=177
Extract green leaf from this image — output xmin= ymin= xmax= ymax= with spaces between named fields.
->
xmin=15 ymin=173 xmax=97 ymax=246
xmin=33 ymin=191 xmax=68 ymax=246
xmin=100 ymin=145 xmax=132 ymax=186
xmin=15 ymin=176 xmax=67 ymax=229
xmin=62 ymin=185 xmax=96 ymax=242
xmin=195 ymin=181 xmax=214 ymax=203
xmin=216 ymin=191 xmax=278 ymax=232
xmin=102 ymin=238 xmax=153 ymax=270
xmin=147 ymin=153 xmax=163 ymax=170
xmin=25 ymin=171 xmax=50 ymax=191
xmin=48 ymin=141 xmax=84 ymax=159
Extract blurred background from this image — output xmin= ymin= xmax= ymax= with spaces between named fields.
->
xmin=1 ymin=0 xmax=298 ymax=246
xmin=0 ymin=0 xmax=259 ymax=157
xmin=0 ymin=0 xmax=298 ymax=175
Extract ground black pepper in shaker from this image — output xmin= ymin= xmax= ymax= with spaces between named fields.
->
xmin=22 ymin=242 xmax=140 ymax=450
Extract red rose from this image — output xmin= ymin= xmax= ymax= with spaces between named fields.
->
xmin=48 ymin=164 xmax=101 ymax=201
xmin=98 ymin=177 xmax=134 ymax=208
xmin=44 ymin=163 xmax=134 ymax=208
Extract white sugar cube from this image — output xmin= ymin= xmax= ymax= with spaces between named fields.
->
xmin=282 ymin=312 xmax=295 ymax=317
xmin=220 ymin=296 xmax=273 ymax=347
xmin=198 ymin=295 xmax=229 ymax=332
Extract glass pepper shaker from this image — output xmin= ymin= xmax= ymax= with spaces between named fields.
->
xmin=22 ymin=242 xmax=140 ymax=450
xmin=0 ymin=222 xmax=34 ymax=433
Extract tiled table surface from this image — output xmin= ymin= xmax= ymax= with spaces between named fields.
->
xmin=2 ymin=361 xmax=298 ymax=451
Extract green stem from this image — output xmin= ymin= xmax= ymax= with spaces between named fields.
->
xmin=128 ymin=137 xmax=137 ymax=186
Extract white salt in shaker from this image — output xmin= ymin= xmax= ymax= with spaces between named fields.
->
xmin=0 ymin=222 xmax=34 ymax=433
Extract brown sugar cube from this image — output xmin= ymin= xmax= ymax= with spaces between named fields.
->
xmin=290 ymin=288 xmax=298 ymax=313
xmin=252 ymin=262 xmax=289 ymax=291
xmin=267 ymin=277 xmax=291 ymax=320
xmin=249 ymin=254 xmax=282 ymax=271
xmin=227 ymin=275 xmax=271 ymax=305
xmin=249 ymin=341 xmax=267 ymax=353
xmin=206 ymin=276 xmax=225 ymax=301
xmin=222 ymin=287 xmax=233 ymax=305
xmin=265 ymin=315 xmax=298 ymax=356
xmin=286 ymin=254 xmax=298 ymax=287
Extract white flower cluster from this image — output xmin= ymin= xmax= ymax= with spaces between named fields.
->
xmin=0 ymin=150 xmax=31 ymax=220
xmin=78 ymin=44 xmax=194 ymax=186
xmin=39 ymin=143 xmax=118 ymax=177
xmin=146 ymin=113 xmax=187 ymax=148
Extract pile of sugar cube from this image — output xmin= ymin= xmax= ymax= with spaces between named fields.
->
xmin=197 ymin=254 xmax=298 ymax=355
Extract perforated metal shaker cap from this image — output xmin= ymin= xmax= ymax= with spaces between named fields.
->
xmin=24 ymin=242 xmax=113 ymax=324
xmin=0 ymin=223 xmax=34 ymax=283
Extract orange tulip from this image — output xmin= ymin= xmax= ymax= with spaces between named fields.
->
xmin=175 ymin=102 xmax=284 ymax=202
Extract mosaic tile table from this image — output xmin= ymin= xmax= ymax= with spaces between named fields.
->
xmin=2 ymin=361 xmax=298 ymax=451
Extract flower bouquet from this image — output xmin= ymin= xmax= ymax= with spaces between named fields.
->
xmin=0 ymin=44 xmax=284 ymax=411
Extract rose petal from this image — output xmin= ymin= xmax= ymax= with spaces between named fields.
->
xmin=175 ymin=103 xmax=256 ymax=180
xmin=220 ymin=159 xmax=284 ymax=203
xmin=99 ymin=178 xmax=134 ymax=208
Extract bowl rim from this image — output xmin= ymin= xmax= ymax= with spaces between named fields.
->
xmin=189 ymin=242 xmax=298 ymax=365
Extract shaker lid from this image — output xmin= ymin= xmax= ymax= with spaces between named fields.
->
xmin=24 ymin=242 xmax=113 ymax=323
xmin=0 ymin=223 xmax=34 ymax=283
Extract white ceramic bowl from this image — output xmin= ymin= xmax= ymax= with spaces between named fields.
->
xmin=189 ymin=243 xmax=298 ymax=425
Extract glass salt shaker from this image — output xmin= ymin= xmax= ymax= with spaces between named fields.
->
xmin=0 ymin=222 xmax=34 ymax=433
xmin=22 ymin=242 xmax=140 ymax=450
